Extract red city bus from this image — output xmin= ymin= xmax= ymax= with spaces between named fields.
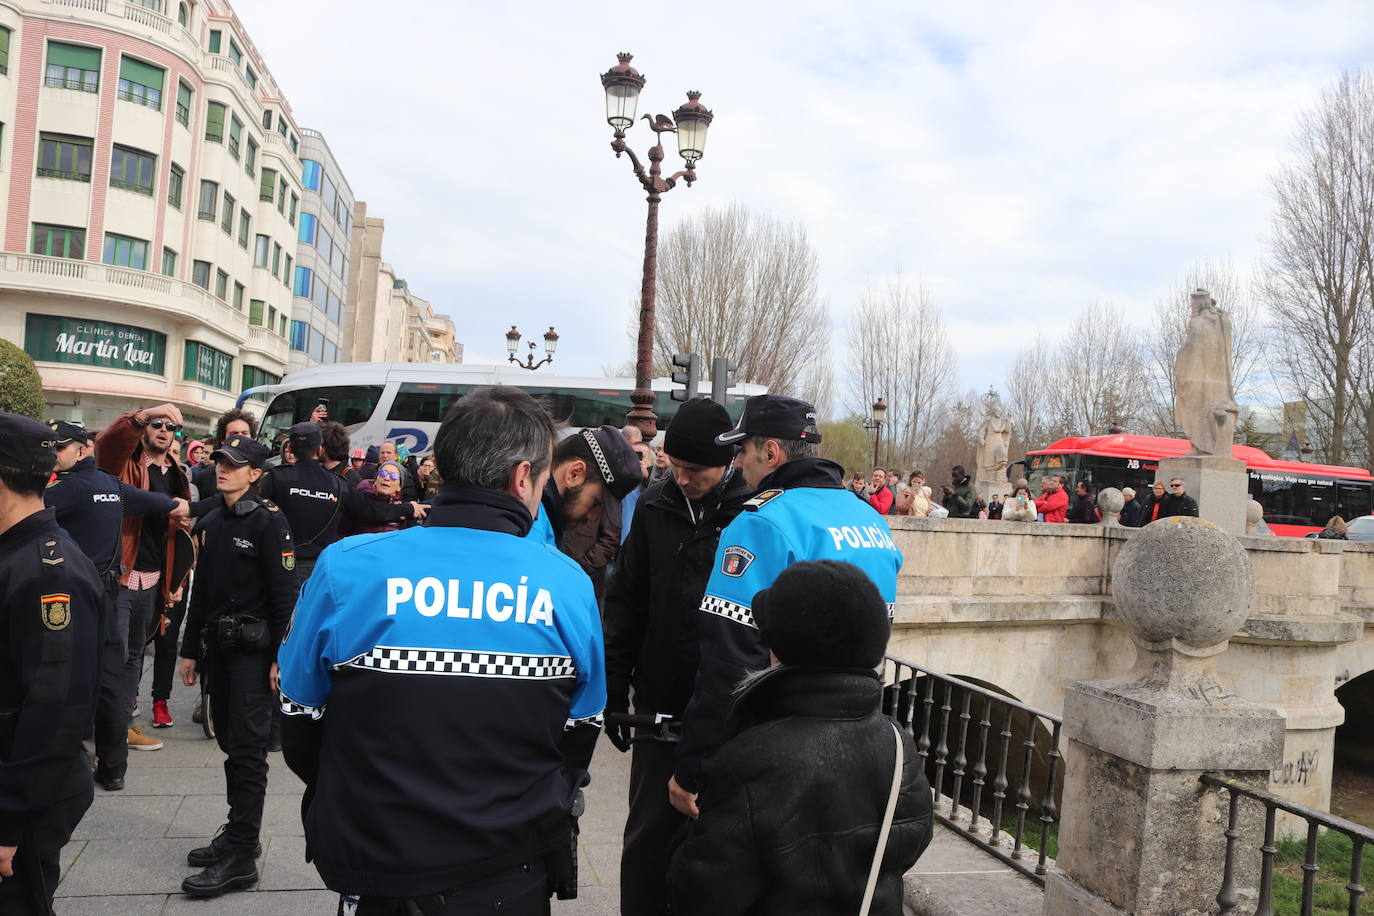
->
xmin=1014 ymin=434 xmax=1374 ymax=537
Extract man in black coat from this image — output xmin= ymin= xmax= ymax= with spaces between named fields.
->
xmin=669 ymin=561 xmax=932 ymax=915
xmin=1119 ymin=487 xmax=1142 ymax=528
xmin=1161 ymin=477 xmax=1201 ymax=519
xmin=603 ymin=398 xmax=751 ymax=915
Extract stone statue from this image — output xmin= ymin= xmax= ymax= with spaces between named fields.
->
xmin=1097 ymin=487 xmax=1124 ymax=526
xmin=976 ymin=404 xmax=1013 ymax=484
xmin=1174 ymin=289 xmax=1239 ymax=457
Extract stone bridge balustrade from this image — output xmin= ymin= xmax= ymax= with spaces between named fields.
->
xmin=885 ymin=515 xmax=1374 ymax=822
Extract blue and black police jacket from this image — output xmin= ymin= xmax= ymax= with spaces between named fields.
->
xmin=674 ymin=457 xmax=903 ymax=793
xmin=277 ymin=486 xmax=605 ymax=897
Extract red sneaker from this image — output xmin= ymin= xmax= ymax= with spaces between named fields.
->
xmin=152 ymin=699 xmax=174 ymax=729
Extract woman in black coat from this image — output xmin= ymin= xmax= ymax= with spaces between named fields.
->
xmin=670 ymin=561 xmax=933 ymax=915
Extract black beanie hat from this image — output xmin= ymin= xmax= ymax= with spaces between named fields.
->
xmin=664 ymin=397 xmax=735 ymax=468
xmin=752 ymin=560 xmax=891 ymax=668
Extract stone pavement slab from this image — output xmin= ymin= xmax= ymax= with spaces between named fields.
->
xmin=904 ymin=822 xmax=1045 ymax=916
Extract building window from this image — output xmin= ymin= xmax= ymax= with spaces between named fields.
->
xmin=253 ymin=234 xmax=269 ymax=267
xmin=267 ymin=305 xmax=277 ymax=330
xmin=339 ymin=207 xmax=351 ymax=236
xmin=232 ymin=281 xmax=244 ymax=311
xmin=277 ymin=117 xmax=287 ymax=138
xmin=110 ymin=145 xmax=156 ymax=195
xmin=238 ymin=209 xmax=250 ymax=248
xmin=191 ymin=260 xmax=211 ymax=289
xmin=277 ymin=177 xmax=286 ymax=214
xmin=301 ymin=159 xmax=321 ymax=191
xmin=0 ymin=27 xmax=11 ymax=76
xmin=290 ymin=320 xmax=308 ymax=351
xmin=245 ymin=66 xmax=257 ymax=89
xmin=32 ymin=224 xmax=84 ymax=259
xmin=129 ymin=0 xmax=163 ymax=12
xmin=312 ymin=272 xmax=328 ymax=313
xmin=261 ymin=109 xmax=272 ymax=131
xmin=241 ymin=365 xmax=281 ymax=399
xmin=168 ymin=163 xmax=184 ymax=208
xmin=45 ymin=42 xmax=100 ymax=92
xmin=259 ymin=167 xmax=276 ymax=202
xmin=214 ymin=268 xmax=228 ymax=300
xmin=294 ymin=265 xmax=312 ymax=298
xmin=177 ymin=2 xmax=188 ymax=26
xmin=103 ymin=233 xmax=148 ymax=270
xmin=227 ymin=40 xmax=242 ymax=66
xmin=117 ymin=56 xmax=163 ymax=110
xmin=220 ymin=191 xmax=234 ymax=233
xmin=271 ymin=242 xmax=281 ymax=277
xmin=321 ymin=175 xmax=337 ymax=217
xmin=183 ymin=340 xmax=233 ymax=391
xmin=245 ymin=137 xmax=257 ymax=176
xmin=197 ymin=180 xmax=218 ymax=220
xmin=290 ymin=134 xmax=298 ymax=154
xmin=228 ymin=116 xmax=242 ymax=160
xmin=284 ymin=254 xmax=293 ymax=287
xmin=278 ymin=314 xmax=288 ymax=337
xmin=289 ymin=193 xmax=298 ymax=226
xmin=298 ymin=212 xmax=317 ymax=245
xmin=208 ymin=30 xmax=221 ymax=54
xmin=309 ymin=327 xmax=324 ymax=361
xmin=37 ymin=133 xmax=92 ymax=181
xmin=205 ymin=101 xmax=225 ymax=143
xmin=162 ymin=247 xmax=177 ymax=277
xmin=176 ymin=81 xmax=192 ymax=127
xmin=317 ymin=228 xmax=332 ymax=263
xmin=249 ymin=299 xmax=264 ymax=326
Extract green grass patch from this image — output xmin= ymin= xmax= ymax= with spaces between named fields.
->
xmin=1269 ymin=830 xmax=1374 ymax=915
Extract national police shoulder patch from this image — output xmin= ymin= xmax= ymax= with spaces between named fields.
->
xmin=41 ymin=593 xmax=72 ymax=630
xmin=743 ymin=488 xmax=783 ymax=512
xmin=722 ymin=545 xmax=755 ymax=577
xmin=282 ymin=551 xmax=295 ymax=571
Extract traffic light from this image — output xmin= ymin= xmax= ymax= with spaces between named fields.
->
xmin=670 ymin=353 xmax=701 ymax=402
xmin=710 ymin=357 xmax=738 ymax=407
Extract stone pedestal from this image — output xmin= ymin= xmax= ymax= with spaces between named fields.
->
xmin=1045 ymin=518 xmax=1285 ymax=916
xmin=1157 ymin=454 xmax=1248 ymax=535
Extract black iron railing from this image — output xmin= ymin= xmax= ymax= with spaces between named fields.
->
xmin=1201 ymin=772 xmax=1374 ymax=915
xmin=882 ymin=655 xmax=1064 ymax=885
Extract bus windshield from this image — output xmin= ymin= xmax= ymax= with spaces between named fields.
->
xmin=260 ymin=385 xmax=385 ymax=447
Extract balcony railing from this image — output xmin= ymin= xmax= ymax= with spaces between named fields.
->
xmin=1201 ymin=773 xmax=1374 ymax=916
xmin=37 ymin=168 xmax=91 ymax=182
xmin=43 ymin=74 xmax=98 ymax=92
xmin=882 ymin=655 xmax=1064 ymax=886
xmin=45 ymin=0 xmax=107 ymax=11
xmin=110 ymin=178 xmax=153 ymax=195
xmin=116 ymin=87 xmax=161 ymax=110
xmin=123 ymin=1 xmax=173 ymax=35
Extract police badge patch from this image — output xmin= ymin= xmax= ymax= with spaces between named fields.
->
xmin=41 ymin=593 xmax=72 ymax=630
xmin=282 ymin=551 xmax=295 ymax=571
xmin=722 ymin=546 xmax=755 ymax=578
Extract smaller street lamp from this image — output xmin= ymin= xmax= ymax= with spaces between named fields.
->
xmin=863 ymin=397 xmax=888 ymax=468
xmin=506 ymin=326 xmax=559 ymax=372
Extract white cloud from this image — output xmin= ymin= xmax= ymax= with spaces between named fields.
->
xmin=234 ymin=0 xmax=1374 ymax=404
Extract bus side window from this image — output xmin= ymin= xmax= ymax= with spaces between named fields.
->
xmin=1338 ymin=483 xmax=1373 ymax=522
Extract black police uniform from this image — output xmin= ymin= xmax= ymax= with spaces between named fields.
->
xmin=256 ymin=424 xmax=414 ymax=583
xmin=0 ymin=416 xmax=102 ymax=916
xmin=178 ymin=438 xmax=299 ymax=895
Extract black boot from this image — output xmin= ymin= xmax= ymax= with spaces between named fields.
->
xmin=181 ymin=845 xmax=259 ymax=897
xmin=187 ymin=824 xmax=262 ymax=867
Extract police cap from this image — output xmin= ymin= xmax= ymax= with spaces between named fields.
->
xmin=289 ymin=422 xmax=323 ymax=453
xmin=211 ymin=435 xmax=271 ymax=469
xmin=715 ymin=395 xmax=822 ymax=446
xmin=0 ymin=413 xmax=59 ymax=473
xmin=578 ymin=426 xmax=643 ymax=502
xmin=48 ymin=419 xmax=91 ymax=445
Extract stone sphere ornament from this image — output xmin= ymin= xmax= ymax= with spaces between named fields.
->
xmin=1097 ymin=487 xmax=1124 ymax=524
xmin=1112 ymin=516 xmax=1252 ymax=652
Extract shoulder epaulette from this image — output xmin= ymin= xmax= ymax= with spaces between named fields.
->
xmin=743 ymin=488 xmax=784 ymax=511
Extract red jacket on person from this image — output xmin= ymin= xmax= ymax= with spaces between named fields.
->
xmin=1034 ymin=488 xmax=1068 ymax=523
xmin=95 ymin=411 xmax=191 ymax=588
xmin=868 ymin=486 xmax=894 ymax=515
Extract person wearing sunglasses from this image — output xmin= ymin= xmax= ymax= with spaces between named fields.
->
xmin=93 ymin=403 xmax=197 ymax=770
xmin=339 ymin=462 xmax=412 ymax=537
xmin=1160 ymin=477 xmax=1200 ymax=520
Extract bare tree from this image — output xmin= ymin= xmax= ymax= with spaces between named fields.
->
xmin=1003 ymin=335 xmax=1054 ymax=451
xmin=1142 ymin=258 xmax=1268 ymax=436
xmin=652 ymin=203 xmax=832 ymax=407
xmin=1055 ymin=302 xmax=1152 ymax=435
xmin=1264 ymin=69 xmax=1374 ymax=467
xmin=845 ymin=274 xmax=958 ymax=468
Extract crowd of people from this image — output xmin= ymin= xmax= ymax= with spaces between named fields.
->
xmin=0 ymin=390 xmax=936 ymax=916
xmin=849 ymin=465 xmax=1204 ymax=525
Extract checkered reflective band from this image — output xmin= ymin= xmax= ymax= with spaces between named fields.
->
xmin=566 ymin=712 xmax=604 ymax=731
xmin=701 ymin=595 xmax=758 ymax=629
xmin=280 ymin=695 xmax=324 ymax=719
xmin=341 ymin=645 xmax=578 ymax=679
xmin=580 ymin=429 xmax=615 ymax=487
xmin=887 ymin=602 xmax=896 ymax=620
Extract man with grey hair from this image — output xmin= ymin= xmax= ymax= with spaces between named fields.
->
xmin=1120 ymin=487 xmax=1142 ymax=527
xmin=279 ymin=386 xmax=607 ymax=911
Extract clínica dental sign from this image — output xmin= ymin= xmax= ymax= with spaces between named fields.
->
xmin=24 ymin=314 xmax=166 ymax=375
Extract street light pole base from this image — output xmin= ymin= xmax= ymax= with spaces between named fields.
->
xmin=626 ymin=398 xmax=659 ymax=439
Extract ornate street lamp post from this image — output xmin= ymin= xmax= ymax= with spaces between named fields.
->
xmin=863 ymin=398 xmax=888 ymax=468
xmin=506 ymin=325 xmax=559 ymax=371
xmin=601 ymin=52 xmax=714 ymax=436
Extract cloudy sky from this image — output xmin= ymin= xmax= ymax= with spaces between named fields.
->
xmin=236 ymin=0 xmax=1373 ymax=403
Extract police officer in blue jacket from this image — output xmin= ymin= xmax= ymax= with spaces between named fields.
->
xmin=668 ymin=395 xmax=903 ymax=819
xmin=279 ymin=386 xmax=607 ymax=915
xmin=43 ymin=421 xmax=189 ymax=792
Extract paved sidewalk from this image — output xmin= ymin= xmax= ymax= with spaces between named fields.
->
xmin=55 ymin=668 xmax=628 ymax=914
